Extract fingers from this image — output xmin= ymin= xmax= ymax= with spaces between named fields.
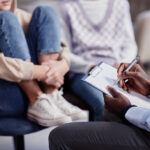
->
xmin=118 ymin=79 xmax=131 ymax=93
xmin=118 ymin=79 xmax=124 ymax=88
xmin=117 ymin=63 xmax=129 ymax=77
xmin=104 ymin=94 xmax=113 ymax=105
xmin=104 ymin=94 xmax=116 ymax=113
xmin=123 ymin=72 xmax=139 ymax=79
xmin=119 ymin=71 xmax=140 ymax=82
xmin=44 ymin=69 xmax=64 ymax=87
xmin=119 ymin=79 xmax=127 ymax=91
xmin=126 ymin=83 xmax=131 ymax=93
xmin=134 ymin=64 xmax=143 ymax=72
xmin=53 ymin=77 xmax=64 ymax=88
xmin=106 ymin=86 xmax=120 ymax=97
xmin=54 ymin=81 xmax=62 ymax=88
xmin=117 ymin=63 xmax=141 ymax=78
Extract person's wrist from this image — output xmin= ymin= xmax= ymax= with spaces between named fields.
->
xmin=33 ymin=65 xmax=49 ymax=81
xmin=120 ymin=105 xmax=136 ymax=121
xmin=32 ymin=65 xmax=39 ymax=80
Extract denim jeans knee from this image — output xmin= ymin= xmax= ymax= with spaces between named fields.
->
xmin=0 ymin=11 xmax=30 ymax=60
xmin=33 ymin=6 xmax=59 ymax=20
xmin=0 ymin=10 xmax=17 ymax=24
xmin=0 ymin=11 xmax=19 ymax=37
xmin=29 ymin=6 xmax=61 ymax=55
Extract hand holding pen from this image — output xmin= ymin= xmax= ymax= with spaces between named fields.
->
xmin=117 ymin=57 xmax=150 ymax=96
xmin=117 ymin=56 xmax=140 ymax=84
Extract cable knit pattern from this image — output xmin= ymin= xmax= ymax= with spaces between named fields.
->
xmin=60 ymin=0 xmax=137 ymax=65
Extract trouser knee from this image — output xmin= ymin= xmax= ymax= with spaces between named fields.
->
xmin=0 ymin=11 xmax=19 ymax=29
xmin=32 ymin=6 xmax=60 ymax=25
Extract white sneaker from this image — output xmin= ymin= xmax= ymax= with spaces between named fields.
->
xmin=27 ymin=94 xmax=72 ymax=127
xmin=47 ymin=90 xmax=87 ymax=121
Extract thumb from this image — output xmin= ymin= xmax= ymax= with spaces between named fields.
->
xmin=104 ymin=94 xmax=113 ymax=105
xmin=107 ymin=86 xmax=120 ymax=97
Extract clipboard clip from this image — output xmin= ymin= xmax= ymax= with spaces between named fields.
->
xmin=88 ymin=62 xmax=103 ymax=77
xmin=88 ymin=66 xmax=102 ymax=77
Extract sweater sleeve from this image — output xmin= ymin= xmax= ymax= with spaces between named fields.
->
xmin=0 ymin=53 xmax=34 ymax=82
xmin=119 ymin=0 xmax=137 ymax=63
xmin=125 ymin=106 xmax=150 ymax=132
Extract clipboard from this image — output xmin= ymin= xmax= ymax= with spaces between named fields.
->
xmin=82 ymin=62 xmax=150 ymax=109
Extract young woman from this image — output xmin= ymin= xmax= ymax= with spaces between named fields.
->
xmin=47 ymin=0 xmax=138 ymax=121
xmin=0 ymin=0 xmax=85 ymax=127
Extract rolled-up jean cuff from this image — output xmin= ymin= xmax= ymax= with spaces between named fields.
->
xmin=12 ymin=54 xmax=31 ymax=61
xmin=37 ymin=48 xmax=60 ymax=56
xmin=1 ymin=47 xmax=31 ymax=61
xmin=22 ymin=56 xmax=31 ymax=61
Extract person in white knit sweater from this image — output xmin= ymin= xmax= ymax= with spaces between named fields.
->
xmin=58 ymin=0 xmax=137 ymax=121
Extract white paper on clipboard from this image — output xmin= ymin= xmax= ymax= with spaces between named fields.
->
xmin=82 ymin=62 xmax=150 ymax=109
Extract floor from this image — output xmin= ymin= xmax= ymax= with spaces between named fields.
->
xmin=0 ymin=127 xmax=55 ymax=150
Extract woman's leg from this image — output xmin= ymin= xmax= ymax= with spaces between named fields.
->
xmin=0 ymin=10 xmax=45 ymax=105
xmin=49 ymin=122 xmax=150 ymax=150
xmin=69 ymin=73 xmax=104 ymax=121
xmin=26 ymin=6 xmax=86 ymax=121
xmin=24 ymin=6 xmax=72 ymax=126
xmin=26 ymin=6 xmax=61 ymax=94
xmin=0 ymin=10 xmax=71 ymax=126
xmin=0 ymin=11 xmax=44 ymax=116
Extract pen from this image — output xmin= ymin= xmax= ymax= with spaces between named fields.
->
xmin=117 ymin=56 xmax=140 ymax=84
xmin=124 ymin=56 xmax=140 ymax=73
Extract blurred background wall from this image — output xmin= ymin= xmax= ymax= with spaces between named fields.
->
xmin=18 ymin=0 xmax=150 ymax=22
xmin=129 ymin=0 xmax=150 ymax=73
xmin=129 ymin=0 xmax=150 ymax=22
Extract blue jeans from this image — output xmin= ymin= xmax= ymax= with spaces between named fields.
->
xmin=0 ymin=6 xmax=61 ymax=117
xmin=69 ymin=74 xmax=104 ymax=121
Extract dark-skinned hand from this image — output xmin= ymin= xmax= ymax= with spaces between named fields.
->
xmin=117 ymin=63 xmax=150 ymax=96
xmin=104 ymin=86 xmax=131 ymax=115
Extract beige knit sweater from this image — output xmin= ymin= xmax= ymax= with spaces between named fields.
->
xmin=0 ymin=0 xmax=69 ymax=82
xmin=0 ymin=53 xmax=34 ymax=82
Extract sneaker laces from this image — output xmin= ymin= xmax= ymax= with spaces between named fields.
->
xmin=38 ymin=95 xmax=57 ymax=113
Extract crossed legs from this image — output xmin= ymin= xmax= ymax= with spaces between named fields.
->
xmin=0 ymin=7 xmax=85 ymax=126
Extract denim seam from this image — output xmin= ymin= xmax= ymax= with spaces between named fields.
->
xmin=0 ymin=28 xmax=14 ymax=57
xmin=37 ymin=48 xmax=60 ymax=55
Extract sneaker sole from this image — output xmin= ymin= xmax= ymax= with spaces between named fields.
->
xmin=27 ymin=113 xmax=72 ymax=127
xmin=69 ymin=111 xmax=87 ymax=121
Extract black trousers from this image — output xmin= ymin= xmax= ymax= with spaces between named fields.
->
xmin=49 ymin=122 xmax=150 ymax=150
